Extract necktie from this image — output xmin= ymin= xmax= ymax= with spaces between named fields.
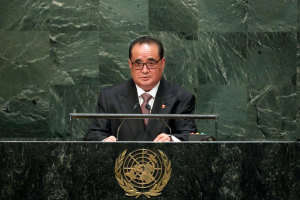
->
xmin=141 ymin=93 xmax=152 ymax=126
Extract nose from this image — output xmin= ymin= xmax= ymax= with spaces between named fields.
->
xmin=141 ymin=64 xmax=150 ymax=73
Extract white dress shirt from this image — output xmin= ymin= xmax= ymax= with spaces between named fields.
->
xmin=136 ymin=82 xmax=160 ymax=110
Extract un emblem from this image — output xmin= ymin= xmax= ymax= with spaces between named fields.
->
xmin=115 ymin=149 xmax=171 ymax=198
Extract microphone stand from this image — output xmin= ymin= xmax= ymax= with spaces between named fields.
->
xmin=116 ymin=103 xmax=139 ymax=141
xmin=145 ymin=104 xmax=172 ymax=138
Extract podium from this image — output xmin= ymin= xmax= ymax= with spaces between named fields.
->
xmin=69 ymin=113 xmax=219 ymax=141
xmin=0 ymin=141 xmax=297 ymax=199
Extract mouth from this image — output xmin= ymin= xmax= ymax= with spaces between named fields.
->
xmin=140 ymin=77 xmax=150 ymax=81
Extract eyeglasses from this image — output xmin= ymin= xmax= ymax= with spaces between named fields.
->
xmin=131 ymin=58 xmax=162 ymax=70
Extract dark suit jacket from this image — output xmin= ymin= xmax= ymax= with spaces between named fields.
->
xmin=85 ymin=78 xmax=197 ymax=141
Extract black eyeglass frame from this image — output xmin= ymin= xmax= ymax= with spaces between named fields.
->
xmin=130 ymin=58 xmax=162 ymax=70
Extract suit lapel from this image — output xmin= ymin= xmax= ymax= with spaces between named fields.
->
xmin=143 ymin=78 xmax=177 ymax=140
xmin=119 ymin=79 xmax=145 ymax=140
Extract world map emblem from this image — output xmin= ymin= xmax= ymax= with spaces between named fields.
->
xmin=114 ymin=149 xmax=171 ymax=198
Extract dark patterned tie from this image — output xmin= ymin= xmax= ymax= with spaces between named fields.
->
xmin=141 ymin=93 xmax=152 ymax=126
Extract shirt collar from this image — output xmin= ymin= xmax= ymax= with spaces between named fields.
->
xmin=136 ymin=82 xmax=160 ymax=98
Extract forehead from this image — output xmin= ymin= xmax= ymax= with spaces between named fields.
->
xmin=131 ymin=43 xmax=160 ymax=59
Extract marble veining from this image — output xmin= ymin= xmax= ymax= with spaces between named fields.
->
xmin=0 ymin=1 xmax=299 ymax=140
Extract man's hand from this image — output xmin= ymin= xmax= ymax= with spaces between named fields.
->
xmin=154 ymin=133 xmax=171 ymax=142
xmin=103 ymin=136 xmax=117 ymax=142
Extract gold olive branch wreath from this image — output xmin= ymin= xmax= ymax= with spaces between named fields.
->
xmin=114 ymin=149 xmax=171 ymax=198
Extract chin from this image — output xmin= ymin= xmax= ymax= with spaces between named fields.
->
xmin=139 ymin=80 xmax=152 ymax=86
xmin=139 ymin=84 xmax=153 ymax=91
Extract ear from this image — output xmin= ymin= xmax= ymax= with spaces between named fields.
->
xmin=161 ymin=57 xmax=166 ymax=70
xmin=128 ymin=59 xmax=132 ymax=69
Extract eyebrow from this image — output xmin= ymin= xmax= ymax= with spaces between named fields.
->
xmin=133 ymin=58 xmax=156 ymax=62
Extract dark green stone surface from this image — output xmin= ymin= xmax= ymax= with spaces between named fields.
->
xmin=149 ymin=0 xmax=198 ymax=32
xmin=198 ymin=0 xmax=247 ymax=32
xmin=247 ymin=86 xmax=298 ymax=140
xmin=298 ymin=0 xmax=300 ymax=31
xmin=0 ymin=0 xmax=50 ymax=31
xmin=247 ymin=32 xmax=296 ymax=86
xmin=248 ymin=0 xmax=296 ymax=32
xmin=0 ymin=1 xmax=299 ymax=140
xmin=49 ymin=0 xmax=98 ymax=31
xmin=0 ymin=142 xmax=298 ymax=199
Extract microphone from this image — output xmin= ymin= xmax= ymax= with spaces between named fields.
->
xmin=145 ymin=104 xmax=172 ymax=136
xmin=116 ymin=103 xmax=139 ymax=141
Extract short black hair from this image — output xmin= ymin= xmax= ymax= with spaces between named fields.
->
xmin=129 ymin=36 xmax=164 ymax=59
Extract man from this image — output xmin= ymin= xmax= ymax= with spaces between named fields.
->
xmin=85 ymin=36 xmax=196 ymax=142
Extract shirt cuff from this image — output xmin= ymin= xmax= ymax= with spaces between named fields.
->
xmin=170 ymin=135 xmax=181 ymax=142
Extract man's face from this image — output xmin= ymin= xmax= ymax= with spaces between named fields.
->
xmin=128 ymin=43 xmax=165 ymax=92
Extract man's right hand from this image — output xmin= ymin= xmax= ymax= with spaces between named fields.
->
xmin=103 ymin=136 xmax=117 ymax=142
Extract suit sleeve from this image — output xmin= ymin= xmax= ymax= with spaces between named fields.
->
xmin=84 ymin=91 xmax=112 ymax=141
xmin=171 ymin=94 xmax=197 ymax=141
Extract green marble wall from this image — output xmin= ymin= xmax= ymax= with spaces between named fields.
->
xmin=0 ymin=0 xmax=299 ymax=140
xmin=0 ymin=142 xmax=298 ymax=199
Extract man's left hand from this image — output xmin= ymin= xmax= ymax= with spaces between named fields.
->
xmin=154 ymin=133 xmax=171 ymax=142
